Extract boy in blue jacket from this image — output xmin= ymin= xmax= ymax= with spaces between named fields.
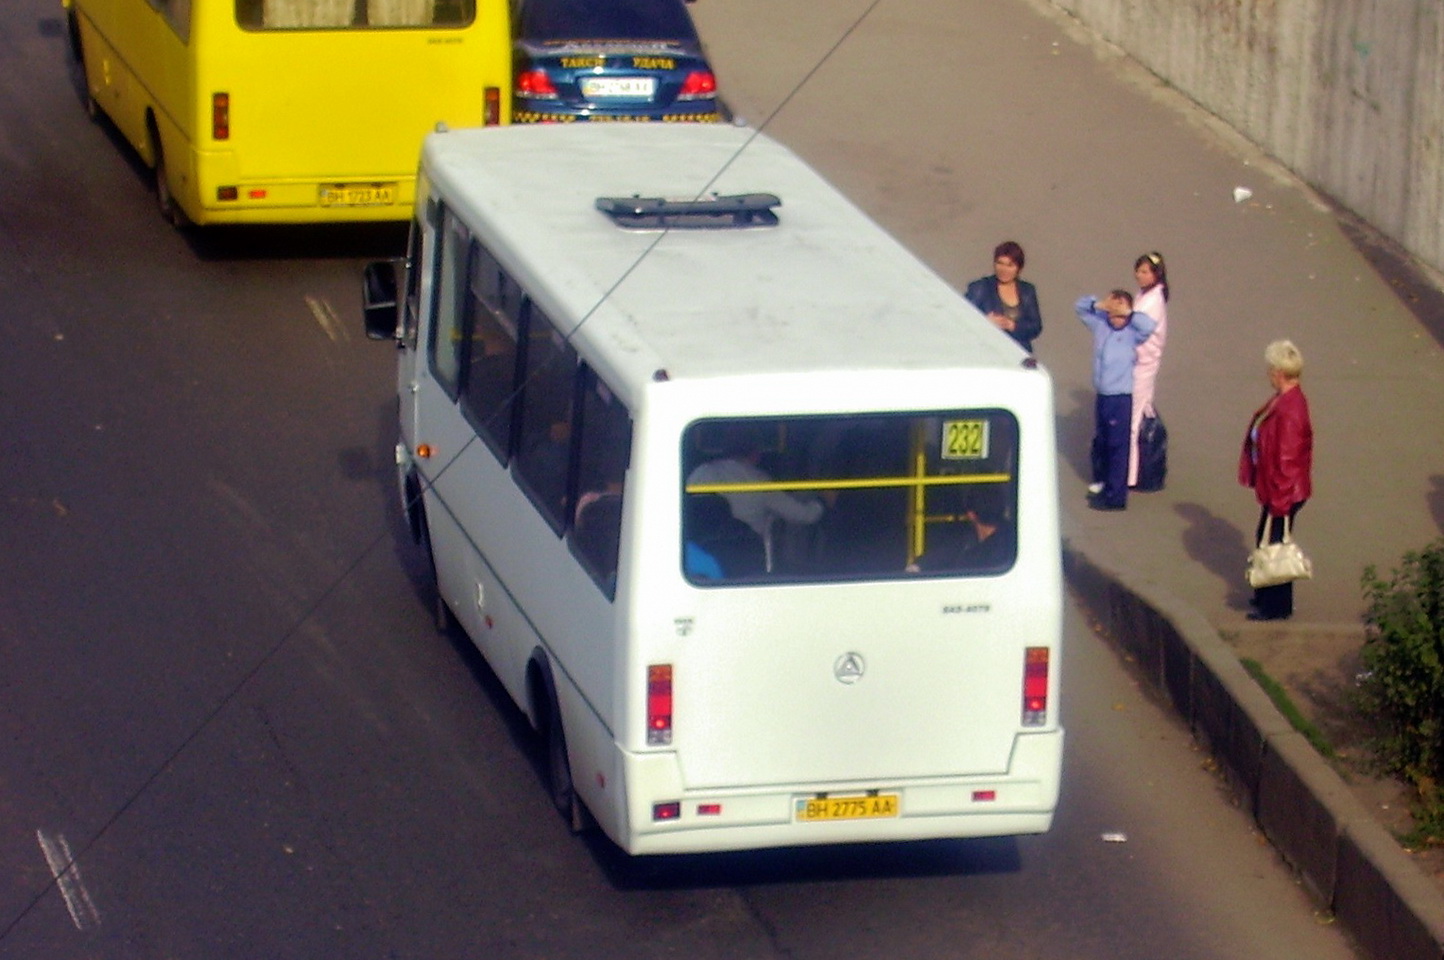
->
xmin=1076 ymin=291 xmax=1157 ymax=510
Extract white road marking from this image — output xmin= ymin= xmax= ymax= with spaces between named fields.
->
xmin=305 ymin=295 xmax=347 ymax=342
xmin=35 ymin=829 xmax=101 ymax=931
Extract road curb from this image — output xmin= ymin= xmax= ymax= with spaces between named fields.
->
xmin=1062 ymin=540 xmax=1444 ymax=960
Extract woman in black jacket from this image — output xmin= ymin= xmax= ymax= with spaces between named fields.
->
xmin=965 ymin=240 xmax=1044 ymax=352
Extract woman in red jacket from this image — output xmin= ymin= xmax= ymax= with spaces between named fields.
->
xmin=1238 ymin=340 xmax=1314 ymax=620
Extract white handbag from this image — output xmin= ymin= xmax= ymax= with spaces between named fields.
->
xmin=1246 ymin=514 xmax=1313 ymax=588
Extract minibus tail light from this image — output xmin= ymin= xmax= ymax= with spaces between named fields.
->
xmin=483 ymin=86 xmax=501 ymax=125
xmin=1022 ymin=647 xmax=1049 ymax=726
xmin=212 ymin=92 xmax=230 ymax=140
xmin=647 ymin=664 xmax=672 ymax=745
xmin=678 ymin=70 xmax=717 ymax=100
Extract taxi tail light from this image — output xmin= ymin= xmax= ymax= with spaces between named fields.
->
xmin=647 ymin=664 xmax=672 ymax=745
xmin=212 ymin=92 xmax=230 ymax=140
xmin=517 ymin=69 xmax=558 ymax=100
xmin=483 ymin=86 xmax=500 ymax=125
xmin=678 ymin=70 xmax=717 ymax=100
xmin=1022 ymin=646 xmax=1050 ymax=726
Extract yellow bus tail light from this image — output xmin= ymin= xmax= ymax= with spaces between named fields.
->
xmin=212 ymin=92 xmax=230 ymax=140
xmin=484 ymin=86 xmax=501 ymax=125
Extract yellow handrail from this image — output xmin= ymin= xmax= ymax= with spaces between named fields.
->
xmin=685 ymin=474 xmax=1010 ymax=495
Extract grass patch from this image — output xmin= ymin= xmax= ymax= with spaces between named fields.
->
xmin=1399 ymin=817 xmax=1444 ymax=850
xmin=1241 ymin=657 xmax=1337 ymax=760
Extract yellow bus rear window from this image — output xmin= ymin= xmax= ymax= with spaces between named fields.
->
xmin=235 ymin=0 xmax=477 ymax=29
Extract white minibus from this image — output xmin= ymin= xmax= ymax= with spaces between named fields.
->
xmin=364 ymin=123 xmax=1064 ymax=855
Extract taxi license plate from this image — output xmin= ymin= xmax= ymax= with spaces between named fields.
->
xmin=796 ymin=794 xmax=899 ymax=823
xmin=318 ymin=183 xmax=396 ymax=207
xmin=581 ymin=76 xmax=656 ymax=99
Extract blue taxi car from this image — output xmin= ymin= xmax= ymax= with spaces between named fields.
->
xmin=512 ymin=0 xmax=721 ymax=123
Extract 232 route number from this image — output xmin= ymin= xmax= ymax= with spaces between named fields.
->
xmin=941 ymin=419 xmax=990 ymax=460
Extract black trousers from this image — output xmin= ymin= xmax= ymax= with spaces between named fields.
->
xmin=1090 ymin=393 xmax=1133 ymax=507
xmin=1253 ymin=501 xmax=1305 ymax=618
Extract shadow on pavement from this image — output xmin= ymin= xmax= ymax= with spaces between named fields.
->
xmin=188 ymin=222 xmax=410 ymax=262
xmin=1056 ymin=388 xmax=1097 ymax=486
xmin=591 ymin=834 xmax=1022 ymax=891
xmin=1173 ymin=502 xmax=1253 ymax=611
xmin=1332 ymin=198 xmax=1444 ymax=351
xmin=1429 ymin=475 xmax=1444 ymax=536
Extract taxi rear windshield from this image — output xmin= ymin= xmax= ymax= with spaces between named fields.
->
xmin=517 ymin=0 xmax=699 ymax=42
xmin=682 ymin=411 xmax=1019 ymax=584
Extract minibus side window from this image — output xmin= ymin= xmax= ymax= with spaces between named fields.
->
xmin=570 ymin=369 xmax=633 ymax=600
xmin=427 ymin=208 xmax=472 ymax=403
xmin=151 ymin=0 xmax=192 ymax=38
xmin=400 ymin=219 xmax=424 ymax=349
xmin=511 ymin=303 xmax=578 ymax=532
xmin=459 ymin=242 xmax=522 ymax=461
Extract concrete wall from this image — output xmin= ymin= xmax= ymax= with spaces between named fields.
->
xmin=1048 ymin=0 xmax=1444 ymax=280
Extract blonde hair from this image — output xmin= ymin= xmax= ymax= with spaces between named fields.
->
xmin=1265 ymin=339 xmax=1303 ymax=378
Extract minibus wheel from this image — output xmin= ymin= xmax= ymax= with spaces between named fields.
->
xmin=416 ymin=503 xmax=457 ymax=636
xmin=149 ymin=125 xmax=188 ymax=230
xmin=65 ymin=14 xmax=98 ymax=121
xmin=547 ymin=691 xmax=575 ymax=818
xmin=534 ymin=665 xmax=585 ymax=833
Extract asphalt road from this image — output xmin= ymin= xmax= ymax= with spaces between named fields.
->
xmin=1 ymin=0 xmax=1365 ymax=957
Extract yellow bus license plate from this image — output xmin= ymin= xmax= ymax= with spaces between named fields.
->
xmin=319 ymin=183 xmax=396 ymax=207
xmin=796 ymin=794 xmax=899 ymax=822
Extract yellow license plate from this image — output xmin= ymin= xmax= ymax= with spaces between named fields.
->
xmin=318 ymin=183 xmax=396 ymax=207
xmin=795 ymin=793 xmax=899 ymax=822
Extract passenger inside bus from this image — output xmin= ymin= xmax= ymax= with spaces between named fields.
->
xmin=683 ymin=494 xmax=765 ymax=579
xmin=686 ymin=426 xmax=830 ymax=573
xmin=571 ymin=416 xmax=630 ymax=593
xmin=912 ymin=488 xmax=1015 ymax=574
xmin=573 ymin=486 xmax=622 ymax=585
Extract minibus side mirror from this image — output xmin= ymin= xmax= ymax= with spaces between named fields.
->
xmin=363 ymin=258 xmax=403 ymax=340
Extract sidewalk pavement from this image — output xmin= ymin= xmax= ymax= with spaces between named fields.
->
xmin=688 ymin=1 xmax=1444 ymax=955
xmin=1054 ymin=235 xmax=1444 ymax=960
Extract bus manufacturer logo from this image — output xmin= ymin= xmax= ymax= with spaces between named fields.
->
xmin=834 ymin=652 xmax=866 ymax=684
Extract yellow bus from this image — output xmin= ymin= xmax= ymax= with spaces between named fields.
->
xmin=62 ymin=0 xmax=510 ymax=227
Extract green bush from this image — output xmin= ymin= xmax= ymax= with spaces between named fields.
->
xmin=1358 ymin=537 xmax=1444 ymax=837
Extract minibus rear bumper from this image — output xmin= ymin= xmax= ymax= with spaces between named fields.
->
xmin=610 ymin=729 xmax=1064 ymax=856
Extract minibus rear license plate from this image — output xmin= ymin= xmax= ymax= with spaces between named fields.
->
xmin=795 ymin=794 xmax=899 ymax=822
xmin=319 ymin=183 xmax=396 ymax=207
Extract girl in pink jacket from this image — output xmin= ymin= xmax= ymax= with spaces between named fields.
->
xmin=1129 ymin=251 xmax=1169 ymax=487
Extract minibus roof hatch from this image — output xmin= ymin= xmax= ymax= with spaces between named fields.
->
xmin=595 ymin=193 xmax=781 ymax=229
